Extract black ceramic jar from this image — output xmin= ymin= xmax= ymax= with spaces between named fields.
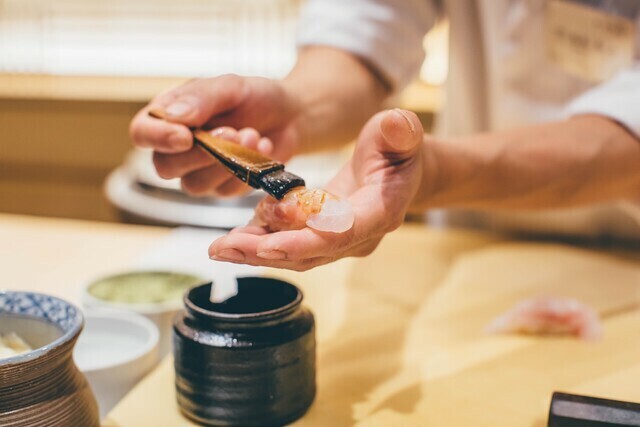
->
xmin=173 ymin=277 xmax=316 ymax=426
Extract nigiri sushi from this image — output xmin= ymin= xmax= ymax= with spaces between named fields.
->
xmin=485 ymin=296 xmax=602 ymax=341
xmin=252 ymin=187 xmax=355 ymax=233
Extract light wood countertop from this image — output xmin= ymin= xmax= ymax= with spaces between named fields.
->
xmin=2 ymin=213 xmax=639 ymax=426
xmin=0 ymin=213 xmax=167 ymax=304
xmin=0 ymin=74 xmax=188 ymax=103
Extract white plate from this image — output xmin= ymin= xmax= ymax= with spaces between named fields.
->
xmin=104 ymin=147 xmax=348 ymax=228
xmin=74 ymin=309 xmax=159 ymax=419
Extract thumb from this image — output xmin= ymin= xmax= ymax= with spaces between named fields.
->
xmin=379 ymin=109 xmax=423 ymax=158
xmin=159 ymin=75 xmax=248 ymax=127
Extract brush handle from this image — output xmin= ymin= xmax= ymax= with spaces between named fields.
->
xmin=191 ymin=128 xmax=283 ymax=189
xmin=147 ymin=109 xmax=304 ymax=199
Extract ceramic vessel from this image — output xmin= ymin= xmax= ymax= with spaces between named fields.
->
xmin=174 ymin=278 xmax=316 ymax=426
xmin=74 ymin=309 xmax=160 ymax=419
xmin=0 ymin=291 xmax=99 ymax=427
xmin=82 ymin=270 xmax=204 ymax=357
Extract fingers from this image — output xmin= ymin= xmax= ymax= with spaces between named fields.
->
xmin=379 ymin=109 xmax=423 ymax=156
xmin=204 ymin=108 xmax=424 ymax=269
xmin=181 ymin=168 xmax=237 ymax=197
xmin=237 ymin=127 xmax=274 ymax=155
xmin=153 ymin=148 xmax=214 ymax=179
xmin=155 ymin=75 xmax=248 ymax=128
xmin=130 ymin=107 xmax=193 ymax=153
xmin=147 ymin=123 xmax=266 ymax=179
xmin=150 ymin=126 xmax=257 ymax=197
xmin=178 ymin=127 xmax=241 ymax=195
xmin=208 ymin=214 xmax=359 ymax=264
xmin=214 ymin=178 xmax=253 ymax=197
xmin=238 ymin=128 xmax=260 ymax=149
xmin=209 ymin=202 xmax=381 ymax=264
xmin=255 ymin=228 xmax=355 ymax=261
xmin=355 ymin=109 xmax=424 ymax=163
xmin=130 ymin=74 xmax=279 ymax=198
xmin=153 ymin=127 xmax=239 ymax=183
xmin=207 ymin=179 xmax=398 ymax=268
xmin=257 ymin=137 xmax=274 ymax=155
xmin=130 ymin=75 xmax=248 ymax=153
xmin=229 ymin=225 xmax=269 ymax=236
xmin=151 ymin=126 xmax=245 ymax=173
xmin=180 ymin=168 xmax=253 ymax=197
xmin=208 ymin=231 xmax=379 ymax=272
xmin=180 ymin=166 xmax=253 ymax=198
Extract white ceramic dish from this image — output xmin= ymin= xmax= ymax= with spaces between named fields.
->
xmin=82 ymin=271 xmax=203 ymax=357
xmin=74 ymin=309 xmax=159 ymax=419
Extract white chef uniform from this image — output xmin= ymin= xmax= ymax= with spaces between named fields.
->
xmin=297 ymin=0 xmax=640 ymax=240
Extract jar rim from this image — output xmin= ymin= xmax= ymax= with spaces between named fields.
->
xmin=184 ymin=277 xmax=303 ymax=323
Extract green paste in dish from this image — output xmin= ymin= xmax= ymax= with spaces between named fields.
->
xmin=89 ymin=272 xmax=202 ymax=304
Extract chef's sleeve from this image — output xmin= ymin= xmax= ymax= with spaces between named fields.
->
xmin=296 ymin=0 xmax=441 ymax=92
xmin=564 ymin=65 xmax=640 ymax=138
xmin=564 ymin=65 xmax=640 ymax=215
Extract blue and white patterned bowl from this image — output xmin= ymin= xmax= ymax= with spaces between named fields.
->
xmin=0 ymin=291 xmax=99 ymax=426
xmin=0 ymin=291 xmax=83 ymax=365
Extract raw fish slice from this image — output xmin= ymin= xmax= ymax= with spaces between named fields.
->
xmin=252 ymin=187 xmax=355 ymax=233
xmin=485 ymin=296 xmax=602 ymax=341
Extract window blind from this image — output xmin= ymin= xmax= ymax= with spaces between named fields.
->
xmin=0 ymin=0 xmax=300 ymax=78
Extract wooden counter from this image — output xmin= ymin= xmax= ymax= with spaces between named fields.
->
xmin=0 ymin=213 xmax=166 ymax=305
xmin=0 ymin=74 xmax=187 ymax=103
xmin=2 ymin=213 xmax=639 ymax=426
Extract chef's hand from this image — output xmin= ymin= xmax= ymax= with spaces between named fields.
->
xmin=208 ymin=108 xmax=425 ymax=271
xmin=130 ymin=75 xmax=297 ymax=197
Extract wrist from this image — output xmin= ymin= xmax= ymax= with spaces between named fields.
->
xmin=567 ymin=114 xmax=638 ymax=141
xmin=281 ymin=47 xmax=390 ymax=153
xmin=279 ymin=76 xmax=314 ymax=154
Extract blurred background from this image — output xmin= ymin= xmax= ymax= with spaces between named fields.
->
xmin=0 ymin=0 xmax=448 ymax=226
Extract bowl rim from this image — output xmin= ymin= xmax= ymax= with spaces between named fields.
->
xmin=185 ymin=277 xmax=304 ymax=322
xmin=81 ymin=270 xmax=205 ymax=314
xmin=74 ymin=308 xmax=159 ymax=372
xmin=0 ymin=291 xmax=83 ymax=367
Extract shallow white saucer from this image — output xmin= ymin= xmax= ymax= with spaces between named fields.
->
xmin=74 ymin=309 xmax=159 ymax=419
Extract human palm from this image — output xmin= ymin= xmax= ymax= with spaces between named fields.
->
xmin=208 ymin=109 xmax=425 ymax=271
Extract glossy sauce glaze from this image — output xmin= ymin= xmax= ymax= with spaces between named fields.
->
xmin=253 ymin=187 xmax=355 ymax=233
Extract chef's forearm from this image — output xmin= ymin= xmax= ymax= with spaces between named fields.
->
xmin=282 ymin=46 xmax=390 ymax=153
xmin=413 ymin=115 xmax=640 ymax=211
